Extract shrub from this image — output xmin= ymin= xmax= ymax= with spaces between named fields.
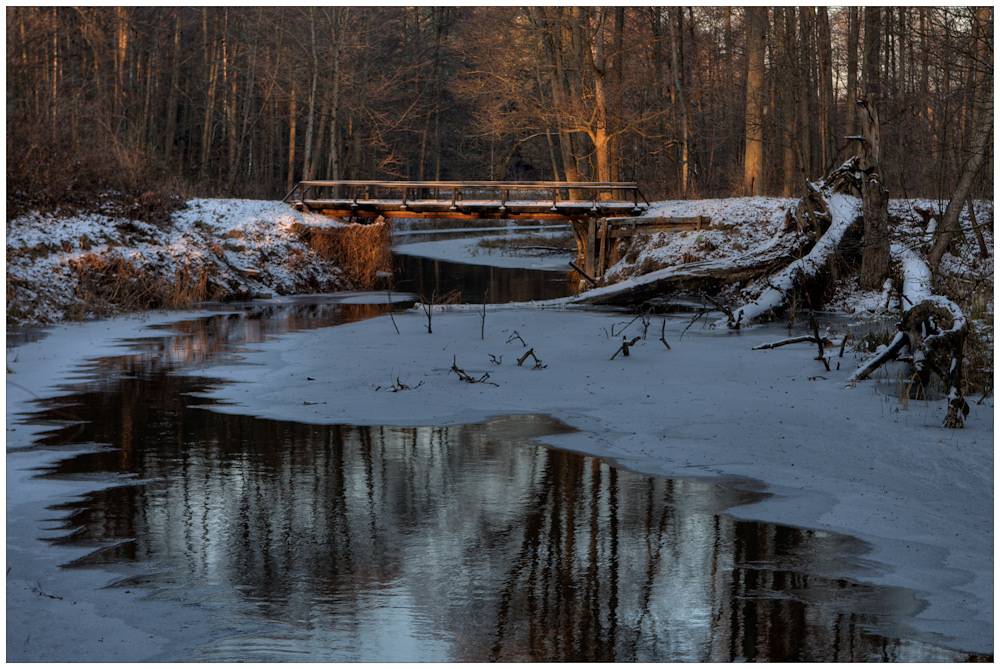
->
xmin=305 ymin=219 xmax=393 ymax=290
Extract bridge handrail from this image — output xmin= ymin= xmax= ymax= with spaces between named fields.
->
xmin=282 ymin=180 xmax=650 ymax=208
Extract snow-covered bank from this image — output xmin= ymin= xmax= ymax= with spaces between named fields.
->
xmin=181 ymin=305 xmax=993 ymax=654
xmin=600 ymin=196 xmax=993 ymax=319
xmin=6 ymin=199 xmax=351 ymax=325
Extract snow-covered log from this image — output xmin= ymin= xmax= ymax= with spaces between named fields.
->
xmin=711 ymin=157 xmax=866 ymax=328
xmin=714 ymin=192 xmax=861 ymax=328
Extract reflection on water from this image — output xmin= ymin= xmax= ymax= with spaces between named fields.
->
xmin=12 ymin=292 xmax=984 ymax=662
xmin=393 ymin=253 xmax=578 ymax=304
xmin=14 ymin=308 xmax=976 ymax=662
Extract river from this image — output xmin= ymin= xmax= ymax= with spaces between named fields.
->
xmin=6 ymin=228 xmax=984 ymax=661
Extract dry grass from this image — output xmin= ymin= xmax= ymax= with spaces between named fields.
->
xmin=65 ymin=252 xmax=224 ymax=319
xmin=305 ymin=219 xmax=392 ymax=289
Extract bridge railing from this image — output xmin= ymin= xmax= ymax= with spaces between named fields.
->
xmin=282 ymin=180 xmax=649 ymax=213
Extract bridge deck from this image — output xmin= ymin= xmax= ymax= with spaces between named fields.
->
xmin=297 ymin=198 xmax=645 ymax=220
xmin=284 ymin=180 xmax=648 ymax=221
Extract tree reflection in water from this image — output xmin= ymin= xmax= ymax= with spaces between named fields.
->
xmin=29 ymin=377 xmax=976 ymax=662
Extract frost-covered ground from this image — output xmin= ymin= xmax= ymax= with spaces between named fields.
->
xmin=6 ymin=196 xmax=994 ymax=659
xmin=6 ymin=199 xmax=351 ymax=325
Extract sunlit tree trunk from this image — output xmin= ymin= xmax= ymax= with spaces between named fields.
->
xmin=743 ymin=7 xmax=766 ymax=195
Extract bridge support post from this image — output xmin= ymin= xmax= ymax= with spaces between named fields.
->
xmin=584 ymin=217 xmax=597 ymax=278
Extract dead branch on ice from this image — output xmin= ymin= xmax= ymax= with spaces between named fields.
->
xmin=450 ymin=355 xmax=499 ymax=386
xmin=751 ymin=336 xmax=832 ymax=351
xmin=847 ymin=245 xmax=970 ymax=427
xmin=610 ymin=336 xmax=641 ymax=360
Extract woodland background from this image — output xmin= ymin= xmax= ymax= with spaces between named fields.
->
xmin=6 ymin=7 xmax=993 ymax=218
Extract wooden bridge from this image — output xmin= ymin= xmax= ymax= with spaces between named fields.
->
xmin=282 ymin=180 xmax=649 ymax=220
xmin=283 ymin=180 xmax=708 ymax=280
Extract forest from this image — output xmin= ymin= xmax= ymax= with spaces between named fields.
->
xmin=5 ymin=6 xmax=993 ymax=215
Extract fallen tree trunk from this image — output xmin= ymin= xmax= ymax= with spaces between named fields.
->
xmin=712 ymin=158 xmax=865 ymax=328
xmin=574 ymin=159 xmax=864 ymax=309
xmin=714 ymin=191 xmax=862 ymax=328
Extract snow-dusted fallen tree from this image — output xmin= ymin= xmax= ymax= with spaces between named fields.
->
xmin=712 ymin=185 xmax=862 ymax=328
xmin=574 ymin=163 xmax=865 ymax=309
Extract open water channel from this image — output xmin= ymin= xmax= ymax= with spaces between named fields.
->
xmin=7 ymin=229 xmax=982 ymax=661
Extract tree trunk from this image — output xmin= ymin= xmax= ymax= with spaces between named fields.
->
xmin=927 ymin=6 xmax=992 ymax=272
xmin=817 ymin=7 xmax=834 ymax=171
xmin=862 ymin=8 xmax=881 ymax=99
xmin=743 ymin=7 xmax=766 ymax=196
xmin=777 ymin=8 xmax=797 ymax=197
xmin=164 ymin=10 xmax=181 ymax=154
xmin=857 ymin=95 xmax=890 ymax=289
xmin=797 ymin=7 xmax=813 ymax=183
xmin=927 ymin=103 xmax=993 ymax=273
xmin=589 ymin=9 xmax=614 ymax=185
xmin=667 ymin=8 xmax=690 ymax=197
xmin=846 ymin=8 xmax=859 ymax=143
xmin=301 ymin=9 xmax=319 ymax=183
xmin=286 ymin=87 xmax=297 ymax=191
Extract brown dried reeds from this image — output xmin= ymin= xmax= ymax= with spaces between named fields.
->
xmin=66 ymin=252 xmax=223 ymax=318
xmin=305 ymin=219 xmax=392 ymax=290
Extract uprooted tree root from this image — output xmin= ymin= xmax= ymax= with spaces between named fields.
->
xmin=302 ymin=218 xmax=393 ymax=290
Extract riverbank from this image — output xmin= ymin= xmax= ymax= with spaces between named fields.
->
xmin=6 ymin=199 xmax=355 ymax=326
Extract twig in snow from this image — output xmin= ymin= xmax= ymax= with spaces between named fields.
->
xmin=611 ymin=336 xmax=641 ymax=360
xmin=386 ymin=284 xmax=400 ymax=335
xmin=751 ymin=336 xmax=830 ymax=350
xmin=480 ymin=289 xmax=488 ymax=340
xmin=450 ymin=355 xmax=499 ymax=386
xmin=659 ymin=319 xmax=671 ymax=349
xmin=679 ymin=310 xmax=707 ymax=340
xmin=515 ymin=348 xmax=546 ymax=369
xmin=506 ymin=331 xmax=526 ymax=346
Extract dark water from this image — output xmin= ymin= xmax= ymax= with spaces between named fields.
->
xmin=392 ymin=253 xmax=578 ymax=304
xmin=10 ymin=253 xmax=983 ymax=661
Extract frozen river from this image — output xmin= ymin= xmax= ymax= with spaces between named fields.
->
xmin=6 ymin=228 xmax=992 ymax=661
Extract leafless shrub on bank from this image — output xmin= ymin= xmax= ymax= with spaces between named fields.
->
xmin=304 ymin=219 xmax=392 ymax=290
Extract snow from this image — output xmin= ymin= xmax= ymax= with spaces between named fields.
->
xmin=394 ymin=228 xmax=573 ymax=271
xmin=6 ymin=196 xmax=994 ymax=660
xmin=6 ymin=199 xmax=350 ymax=325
